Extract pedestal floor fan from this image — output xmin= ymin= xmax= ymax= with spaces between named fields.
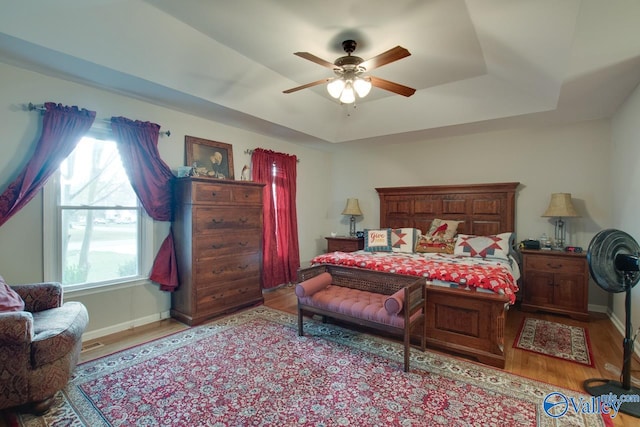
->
xmin=586 ymin=228 xmax=640 ymax=418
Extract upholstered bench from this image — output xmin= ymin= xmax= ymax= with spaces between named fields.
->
xmin=296 ymin=264 xmax=427 ymax=372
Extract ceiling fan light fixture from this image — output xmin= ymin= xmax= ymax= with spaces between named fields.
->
xmin=327 ymin=78 xmax=345 ymax=99
xmin=339 ymin=83 xmax=356 ymax=104
xmin=285 ymin=41 xmax=415 ymax=100
xmin=354 ymin=77 xmax=372 ymax=97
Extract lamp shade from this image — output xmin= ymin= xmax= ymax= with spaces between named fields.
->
xmin=542 ymin=193 xmax=579 ymax=218
xmin=342 ymin=198 xmax=363 ymax=216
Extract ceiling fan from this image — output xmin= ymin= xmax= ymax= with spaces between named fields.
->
xmin=283 ymin=40 xmax=416 ymax=104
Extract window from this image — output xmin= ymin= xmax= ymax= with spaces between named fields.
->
xmin=44 ymin=134 xmax=152 ymax=291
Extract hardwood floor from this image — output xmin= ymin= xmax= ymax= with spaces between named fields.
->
xmin=4 ymin=285 xmax=639 ymax=426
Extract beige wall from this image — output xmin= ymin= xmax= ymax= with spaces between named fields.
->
xmin=0 ymin=59 xmax=619 ymax=339
xmin=0 ymin=62 xmax=331 ymax=338
xmin=329 ymin=120 xmax=613 ymax=308
xmin=611 ymin=82 xmax=640 ymax=334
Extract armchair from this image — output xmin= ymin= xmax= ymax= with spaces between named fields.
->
xmin=0 ymin=279 xmax=89 ymax=414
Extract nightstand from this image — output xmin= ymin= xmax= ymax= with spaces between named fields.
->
xmin=325 ymin=236 xmax=364 ymax=253
xmin=520 ymin=249 xmax=589 ymax=321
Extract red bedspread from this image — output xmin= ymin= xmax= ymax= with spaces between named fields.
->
xmin=311 ymin=251 xmax=519 ymax=304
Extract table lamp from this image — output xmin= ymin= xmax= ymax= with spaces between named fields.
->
xmin=342 ymin=198 xmax=363 ymax=237
xmin=542 ymin=193 xmax=579 ymax=249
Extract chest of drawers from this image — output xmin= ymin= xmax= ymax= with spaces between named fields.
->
xmin=171 ymin=178 xmax=265 ymax=325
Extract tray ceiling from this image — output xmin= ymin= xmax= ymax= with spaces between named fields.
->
xmin=1 ymin=0 xmax=639 ymax=146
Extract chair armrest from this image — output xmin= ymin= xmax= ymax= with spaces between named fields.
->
xmin=0 ymin=311 xmax=34 ymax=345
xmin=12 ymin=282 xmax=63 ymax=312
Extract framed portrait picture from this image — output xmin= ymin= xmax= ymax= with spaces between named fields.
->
xmin=185 ymin=135 xmax=234 ymax=180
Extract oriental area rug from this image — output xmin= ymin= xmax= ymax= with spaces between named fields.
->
xmin=513 ymin=318 xmax=594 ymax=367
xmin=9 ymin=308 xmax=609 ymax=426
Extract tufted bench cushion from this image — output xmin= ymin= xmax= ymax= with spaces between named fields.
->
xmin=298 ymin=285 xmax=412 ymax=328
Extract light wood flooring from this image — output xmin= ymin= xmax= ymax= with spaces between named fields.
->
xmin=5 ymin=285 xmax=640 ymax=426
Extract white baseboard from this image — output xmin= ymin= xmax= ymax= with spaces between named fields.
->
xmin=607 ymin=309 xmax=640 ymax=360
xmin=82 ymin=310 xmax=172 ymax=342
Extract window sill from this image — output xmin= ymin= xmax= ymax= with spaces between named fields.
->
xmin=64 ymin=277 xmax=153 ymax=298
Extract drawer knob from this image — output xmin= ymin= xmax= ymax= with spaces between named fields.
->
xmin=213 ymin=267 xmax=226 ymax=274
xmin=239 ymin=242 xmax=248 ymax=247
xmin=211 ymin=244 xmax=223 ymax=249
xmin=238 ymin=264 xmax=249 ymax=270
xmin=546 ymin=263 xmax=562 ymax=269
xmin=211 ymin=191 xmax=217 ymax=197
xmin=212 ymin=218 xmax=224 ymax=224
xmin=238 ymin=217 xmax=248 ymax=223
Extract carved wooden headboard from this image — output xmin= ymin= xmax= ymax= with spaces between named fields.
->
xmin=376 ymin=182 xmax=519 ymax=236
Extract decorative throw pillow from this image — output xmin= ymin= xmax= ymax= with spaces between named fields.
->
xmin=0 ymin=276 xmax=25 ymax=312
xmin=426 ymin=219 xmax=462 ymax=240
xmin=391 ymin=228 xmax=417 ymax=253
xmin=414 ymin=235 xmax=456 ymax=254
xmin=295 ymin=272 xmax=332 ymax=298
xmin=414 ymin=219 xmax=461 ymax=254
xmin=384 ymin=288 xmax=405 ymax=315
xmin=364 ymin=228 xmax=392 ymax=252
xmin=454 ymin=232 xmax=513 ymax=260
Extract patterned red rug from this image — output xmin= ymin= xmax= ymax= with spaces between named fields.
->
xmin=513 ymin=318 xmax=594 ymax=367
xmin=9 ymin=308 xmax=609 ymax=426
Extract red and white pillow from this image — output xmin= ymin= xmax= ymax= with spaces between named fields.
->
xmin=454 ymin=232 xmax=513 ymax=260
xmin=391 ymin=228 xmax=417 ymax=253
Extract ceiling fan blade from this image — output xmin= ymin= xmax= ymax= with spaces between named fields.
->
xmin=294 ymin=52 xmax=336 ymax=69
xmin=370 ymin=76 xmax=416 ymax=97
xmin=360 ymin=46 xmax=411 ymax=71
xmin=283 ymin=78 xmax=332 ymax=94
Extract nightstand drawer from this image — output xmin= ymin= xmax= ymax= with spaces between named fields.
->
xmin=525 ymin=254 xmax=584 ymax=274
xmin=326 ymin=236 xmax=364 ymax=253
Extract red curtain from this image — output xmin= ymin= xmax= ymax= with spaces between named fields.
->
xmin=0 ymin=102 xmax=96 ymax=227
xmin=251 ymin=148 xmax=300 ymax=289
xmin=110 ymin=117 xmax=178 ymax=291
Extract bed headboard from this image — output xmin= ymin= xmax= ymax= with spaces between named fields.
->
xmin=376 ymin=182 xmax=519 ymax=236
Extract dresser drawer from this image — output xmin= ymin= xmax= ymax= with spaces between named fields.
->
xmin=195 ymin=231 xmax=261 ymax=259
xmin=194 ymin=183 xmax=261 ymax=205
xmin=525 ymin=254 xmax=585 ymax=274
xmin=196 ymin=278 xmax=262 ymax=313
xmin=195 ymin=253 xmax=261 ymax=286
xmin=231 ymin=186 xmax=262 ymax=204
xmin=193 ymin=182 xmax=233 ymax=203
xmin=195 ymin=207 xmax=262 ymax=232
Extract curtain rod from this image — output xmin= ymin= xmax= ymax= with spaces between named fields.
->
xmin=27 ymin=103 xmax=171 ymax=137
xmin=244 ymin=149 xmax=300 ymax=162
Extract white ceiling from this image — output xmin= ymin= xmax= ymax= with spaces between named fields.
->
xmin=1 ymin=0 xmax=639 ymax=146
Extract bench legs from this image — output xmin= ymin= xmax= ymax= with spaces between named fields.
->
xmin=297 ymin=306 xmax=304 ymax=336
xmin=298 ymin=303 xmax=425 ymax=373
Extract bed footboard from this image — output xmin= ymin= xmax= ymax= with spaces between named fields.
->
xmin=419 ymin=285 xmax=509 ymax=368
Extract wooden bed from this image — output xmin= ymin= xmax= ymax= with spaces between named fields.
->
xmin=374 ymin=182 xmax=520 ymax=368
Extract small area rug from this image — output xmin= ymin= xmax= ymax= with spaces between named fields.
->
xmin=9 ymin=308 xmax=608 ymax=426
xmin=513 ymin=317 xmax=594 ymax=367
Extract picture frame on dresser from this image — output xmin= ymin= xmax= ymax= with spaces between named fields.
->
xmin=185 ymin=135 xmax=234 ymax=180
